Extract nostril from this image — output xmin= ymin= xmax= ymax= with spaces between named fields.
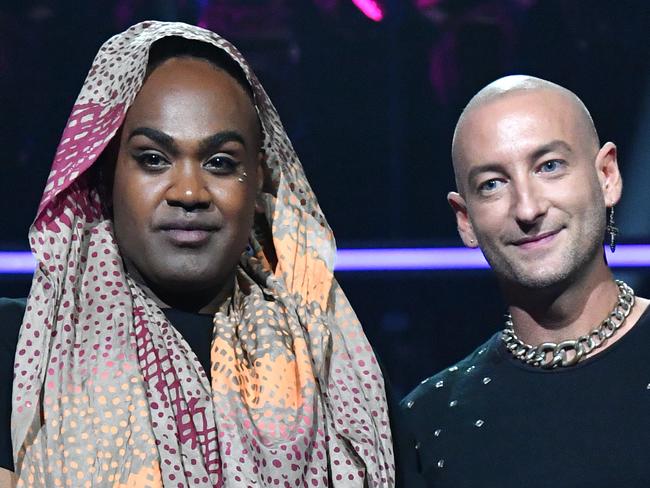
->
xmin=166 ymin=196 xmax=210 ymax=211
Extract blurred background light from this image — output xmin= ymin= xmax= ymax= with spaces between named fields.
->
xmin=2 ymin=245 xmax=649 ymax=274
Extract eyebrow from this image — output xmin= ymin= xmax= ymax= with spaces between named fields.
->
xmin=465 ymin=140 xmax=574 ymax=186
xmin=128 ymin=128 xmax=247 ymax=158
xmin=530 ymin=140 xmax=573 ymax=160
xmin=467 ymin=163 xmax=505 ymax=187
xmin=128 ymin=127 xmax=178 ymax=155
xmin=197 ymin=131 xmax=247 ymax=158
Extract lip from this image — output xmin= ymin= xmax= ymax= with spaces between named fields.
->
xmin=156 ymin=220 xmax=219 ymax=246
xmin=512 ymin=229 xmax=561 ymax=249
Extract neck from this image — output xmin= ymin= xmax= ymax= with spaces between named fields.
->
xmin=503 ymin=260 xmax=618 ymax=345
xmin=124 ymin=261 xmax=236 ymax=315
xmin=151 ymin=280 xmax=235 ymax=315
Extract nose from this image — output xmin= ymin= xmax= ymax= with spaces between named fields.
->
xmin=165 ymin=164 xmax=210 ymax=210
xmin=512 ymin=179 xmax=548 ymax=225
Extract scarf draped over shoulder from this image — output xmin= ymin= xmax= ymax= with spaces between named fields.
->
xmin=12 ymin=21 xmax=395 ymax=487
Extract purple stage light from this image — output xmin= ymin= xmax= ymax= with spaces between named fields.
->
xmin=336 ymin=247 xmax=489 ymax=270
xmin=1 ymin=245 xmax=649 ymax=274
xmin=335 ymin=245 xmax=650 ymax=271
xmin=351 ymin=0 xmax=384 ymax=21
xmin=0 ymin=252 xmax=37 ymax=274
xmin=605 ymin=245 xmax=650 ymax=268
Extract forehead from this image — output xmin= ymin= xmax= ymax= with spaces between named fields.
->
xmin=453 ymin=90 xmax=586 ymax=178
xmin=124 ymin=57 xmax=259 ymax=142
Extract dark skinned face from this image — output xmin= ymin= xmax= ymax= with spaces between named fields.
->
xmin=111 ymin=57 xmax=262 ymax=313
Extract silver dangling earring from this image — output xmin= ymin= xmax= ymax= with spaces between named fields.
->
xmin=606 ymin=206 xmax=619 ymax=253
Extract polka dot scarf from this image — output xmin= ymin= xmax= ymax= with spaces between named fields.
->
xmin=12 ymin=21 xmax=395 ymax=487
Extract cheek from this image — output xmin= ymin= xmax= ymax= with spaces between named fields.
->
xmin=468 ymin=202 xmax=508 ymax=240
xmin=213 ymin=183 xmax=257 ymax=223
xmin=111 ymin=169 xmax=153 ymax=243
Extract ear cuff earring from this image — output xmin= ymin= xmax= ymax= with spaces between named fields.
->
xmin=606 ymin=205 xmax=619 ymax=253
xmin=238 ymin=171 xmax=248 ymax=183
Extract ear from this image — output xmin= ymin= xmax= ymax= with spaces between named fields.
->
xmin=447 ymin=191 xmax=478 ymax=248
xmin=595 ymin=142 xmax=622 ymax=207
xmin=254 ymin=150 xmax=265 ymax=214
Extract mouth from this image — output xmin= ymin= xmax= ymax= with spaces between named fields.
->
xmin=156 ymin=220 xmax=219 ymax=247
xmin=512 ymin=229 xmax=562 ymax=249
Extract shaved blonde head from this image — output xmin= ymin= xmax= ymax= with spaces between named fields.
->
xmin=451 ymin=75 xmax=600 ymax=194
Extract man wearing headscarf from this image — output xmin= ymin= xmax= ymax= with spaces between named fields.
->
xmin=0 ymin=21 xmax=396 ymax=487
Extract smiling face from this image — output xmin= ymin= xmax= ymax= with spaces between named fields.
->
xmin=448 ymin=88 xmax=622 ymax=290
xmin=111 ymin=56 xmax=262 ymax=311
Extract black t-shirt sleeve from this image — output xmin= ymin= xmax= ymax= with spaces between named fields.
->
xmin=0 ymin=297 xmax=26 ymax=471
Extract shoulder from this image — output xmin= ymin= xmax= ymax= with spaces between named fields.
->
xmin=0 ymin=298 xmax=27 ymax=319
xmin=400 ymin=333 xmax=501 ymax=420
xmin=0 ymin=298 xmax=26 ymax=354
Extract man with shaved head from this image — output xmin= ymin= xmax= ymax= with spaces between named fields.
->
xmin=401 ymin=75 xmax=650 ymax=487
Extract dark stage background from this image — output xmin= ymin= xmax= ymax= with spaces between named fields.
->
xmin=1 ymin=0 xmax=649 ymax=398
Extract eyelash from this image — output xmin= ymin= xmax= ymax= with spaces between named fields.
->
xmin=476 ymin=159 xmax=567 ymax=193
xmin=203 ymin=155 xmax=240 ymax=174
xmin=133 ymin=152 xmax=241 ymax=174
xmin=537 ymin=159 xmax=565 ymax=173
xmin=135 ymin=152 xmax=168 ymax=170
xmin=477 ymin=178 xmax=503 ymax=194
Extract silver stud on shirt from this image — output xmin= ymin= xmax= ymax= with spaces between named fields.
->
xmin=437 ymin=459 xmax=445 ymax=468
xmin=478 ymin=348 xmax=487 ymax=355
xmin=434 ymin=429 xmax=442 ymax=437
xmin=474 ymin=419 xmax=485 ymax=427
xmin=448 ymin=365 xmax=459 ymax=372
xmin=449 ymin=400 xmax=458 ymax=407
xmin=482 ymin=377 xmax=491 ymax=385
xmin=466 ymin=365 xmax=476 ymax=374
xmin=646 ymin=383 xmax=650 ymax=390
xmin=435 ymin=380 xmax=444 ymax=388
xmin=406 ymin=400 xmax=414 ymax=409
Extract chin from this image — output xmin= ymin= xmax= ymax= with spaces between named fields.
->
xmin=161 ymin=267 xmax=232 ymax=292
xmin=508 ymin=264 xmax=574 ymax=290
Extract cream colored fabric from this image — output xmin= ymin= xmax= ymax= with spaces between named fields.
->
xmin=13 ymin=21 xmax=395 ymax=487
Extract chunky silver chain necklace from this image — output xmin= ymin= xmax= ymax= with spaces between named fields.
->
xmin=502 ymin=280 xmax=635 ymax=369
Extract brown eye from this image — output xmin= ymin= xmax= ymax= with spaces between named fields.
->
xmin=135 ymin=152 xmax=169 ymax=170
xmin=203 ymin=155 xmax=239 ymax=174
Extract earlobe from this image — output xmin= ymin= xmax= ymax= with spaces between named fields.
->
xmin=447 ymin=191 xmax=478 ymax=248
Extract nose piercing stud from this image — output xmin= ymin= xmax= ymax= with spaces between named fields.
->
xmin=185 ymin=190 xmax=193 ymax=197
xmin=238 ymin=171 xmax=248 ymax=183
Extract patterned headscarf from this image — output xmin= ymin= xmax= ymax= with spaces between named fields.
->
xmin=12 ymin=21 xmax=394 ymax=487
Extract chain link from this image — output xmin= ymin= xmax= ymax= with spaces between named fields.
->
xmin=502 ymin=280 xmax=635 ymax=369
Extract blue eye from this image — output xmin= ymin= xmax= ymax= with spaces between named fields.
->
xmin=204 ymin=155 xmax=239 ymax=174
xmin=539 ymin=159 xmax=563 ymax=173
xmin=478 ymin=179 xmax=504 ymax=194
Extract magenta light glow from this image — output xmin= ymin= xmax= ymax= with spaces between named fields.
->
xmin=351 ymin=0 xmax=384 ymax=21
